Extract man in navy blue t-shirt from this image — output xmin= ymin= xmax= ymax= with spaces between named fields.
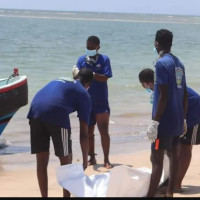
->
xmin=139 ymin=68 xmax=200 ymax=194
xmin=73 ymin=36 xmax=113 ymax=169
xmin=144 ymin=29 xmax=188 ymax=197
xmin=27 ymin=68 xmax=93 ymax=197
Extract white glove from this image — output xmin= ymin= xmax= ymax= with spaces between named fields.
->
xmin=147 ymin=120 xmax=159 ymax=143
xmin=180 ymin=119 xmax=187 ymax=138
xmin=72 ymin=65 xmax=79 ymax=79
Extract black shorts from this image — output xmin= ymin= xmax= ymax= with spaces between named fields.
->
xmin=179 ymin=124 xmax=200 ymax=145
xmin=29 ymin=118 xmax=72 ymax=157
xmin=151 ymin=135 xmax=179 ymax=151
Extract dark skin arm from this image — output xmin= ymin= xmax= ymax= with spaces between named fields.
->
xmin=153 ymin=84 xmax=168 ymax=122
xmin=79 ymin=120 xmax=89 ymax=170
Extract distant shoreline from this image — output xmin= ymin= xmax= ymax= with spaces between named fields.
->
xmin=0 ymin=8 xmax=200 ymax=21
xmin=0 ymin=8 xmax=200 ymax=17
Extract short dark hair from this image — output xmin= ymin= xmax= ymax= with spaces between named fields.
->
xmin=155 ymin=29 xmax=173 ymax=50
xmin=76 ymin=67 xmax=93 ymax=85
xmin=87 ymin=36 xmax=100 ymax=45
xmin=139 ymin=68 xmax=154 ymax=83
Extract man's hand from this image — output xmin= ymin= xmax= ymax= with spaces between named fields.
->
xmin=147 ymin=120 xmax=159 ymax=142
xmin=72 ymin=65 xmax=79 ymax=79
xmin=180 ymin=119 xmax=187 ymax=138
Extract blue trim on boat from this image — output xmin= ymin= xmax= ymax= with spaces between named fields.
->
xmin=0 ymin=123 xmax=9 ymax=135
xmin=0 ymin=111 xmax=16 ymax=136
xmin=0 ymin=112 xmax=16 ymax=120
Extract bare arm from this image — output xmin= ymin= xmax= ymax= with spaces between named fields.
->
xmin=79 ymin=120 xmax=89 ymax=170
xmin=153 ymin=84 xmax=168 ymax=122
xmin=93 ymin=73 xmax=108 ymax=82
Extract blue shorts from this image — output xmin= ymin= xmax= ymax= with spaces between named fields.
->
xmin=89 ymin=104 xmax=110 ymax=126
xmin=151 ymin=135 xmax=179 ymax=151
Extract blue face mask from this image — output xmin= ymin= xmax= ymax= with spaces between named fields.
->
xmin=153 ymin=47 xmax=158 ymax=55
xmin=145 ymin=88 xmax=153 ymax=104
xmin=150 ymin=92 xmax=154 ymax=104
xmin=86 ymin=49 xmax=97 ymax=57
xmin=146 ymin=88 xmax=152 ymax=93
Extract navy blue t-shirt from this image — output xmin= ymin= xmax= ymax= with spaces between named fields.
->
xmin=153 ymin=54 xmax=186 ymax=136
xmin=187 ymin=87 xmax=200 ymax=128
xmin=76 ymin=54 xmax=112 ymax=106
xmin=27 ymin=79 xmax=91 ymax=129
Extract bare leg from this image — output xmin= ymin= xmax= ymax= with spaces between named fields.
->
xmin=147 ymin=149 xmax=164 ymax=197
xmin=175 ymin=144 xmax=192 ymax=192
xmin=88 ymin=125 xmax=97 ymax=165
xmin=36 ymin=152 xmax=49 ymax=197
xmin=96 ymin=112 xmax=112 ymax=169
xmin=166 ymin=145 xmax=180 ymax=197
xmin=59 ymin=154 xmax=72 ymax=197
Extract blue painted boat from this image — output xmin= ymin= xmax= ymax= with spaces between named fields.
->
xmin=0 ymin=68 xmax=28 ymax=136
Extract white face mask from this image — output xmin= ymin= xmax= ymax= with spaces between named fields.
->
xmin=86 ymin=49 xmax=97 ymax=57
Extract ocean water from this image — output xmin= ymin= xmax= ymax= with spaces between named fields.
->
xmin=0 ymin=9 xmax=200 ymax=161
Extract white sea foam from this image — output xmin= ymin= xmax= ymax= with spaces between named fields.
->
xmin=0 ymin=12 xmax=199 ymax=24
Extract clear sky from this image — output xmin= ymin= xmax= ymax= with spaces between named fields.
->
xmin=0 ymin=0 xmax=200 ymax=16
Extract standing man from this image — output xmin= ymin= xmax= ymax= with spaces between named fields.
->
xmin=73 ymin=36 xmax=113 ymax=169
xmin=175 ymin=86 xmax=200 ymax=192
xmin=146 ymin=29 xmax=188 ymax=197
xmin=139 ymin=68 xmax=200 ymax=194
xmin=27 ymin=68 xmax=93 ymax=197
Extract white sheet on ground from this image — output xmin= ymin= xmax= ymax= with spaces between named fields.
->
xmin=56 ymin=154 xmax=169 ymax=197
xmin=56 ymin=164 xmax=110 ymax=197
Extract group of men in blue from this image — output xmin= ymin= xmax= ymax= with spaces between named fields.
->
xmin=27 ymin=36 xmax=112 ymax=197
xmin=27 ymin=30 xmax=200 ymax=198
xmin=139 ymin=29 xmax=200 ymax=197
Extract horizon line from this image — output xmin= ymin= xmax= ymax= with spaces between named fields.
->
xmin=0 ymin=7 xmax=200 ymax=17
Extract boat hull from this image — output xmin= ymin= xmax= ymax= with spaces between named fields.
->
xmin=0 ymin=75 xmax=28 ymax=135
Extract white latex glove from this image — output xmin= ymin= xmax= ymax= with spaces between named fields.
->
xmin=180 ymin=119 xmax=187 ymax=138
xmin=72 ymin=65 xmax=79 ymax=79
xmin=147 ymin=120 xmax=159 ymax=143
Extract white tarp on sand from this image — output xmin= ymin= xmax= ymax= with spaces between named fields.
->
xmin=56 ymin=155 xmax=169 ymax=197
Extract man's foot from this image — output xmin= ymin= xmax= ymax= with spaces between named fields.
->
xmin=164 ymin=192 xmax=173 ymax=197
xmin=104 ymin=162 xmax=113 ymax=169
xmin=88 ymin=156 xmax=97 ymax=166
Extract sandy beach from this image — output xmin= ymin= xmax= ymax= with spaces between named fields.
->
xmin=0 ymin=143 xmax=200 ymax=197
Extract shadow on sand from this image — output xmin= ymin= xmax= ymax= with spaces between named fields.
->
xmin=177 ymin=185 xmax=200 ymax=196
xmin=0 ymin=145 xmax=30 ymax=155
xmin=90 ymin=163 xmax=133 ymax=172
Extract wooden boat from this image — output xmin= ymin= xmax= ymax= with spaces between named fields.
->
xmin=0 ymin=68 xmax=28 ymax=135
